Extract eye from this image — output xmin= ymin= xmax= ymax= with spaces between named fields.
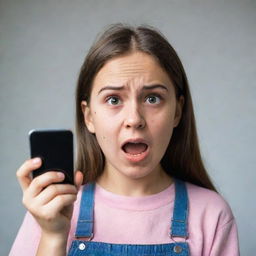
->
xmin=145 ymin=95 xmax=161 ymax=104
xmin=106 ymin=96 xmax=121 ymax=105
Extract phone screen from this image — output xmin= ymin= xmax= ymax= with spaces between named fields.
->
xmin=29 ymin=129 xmax=74 ymax=184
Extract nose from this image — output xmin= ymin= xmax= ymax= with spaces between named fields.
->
xmin=124 ymin=104 xmax=146 ymax=129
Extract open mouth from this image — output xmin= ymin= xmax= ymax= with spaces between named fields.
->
xmin=122 ymin=142 xmax=148 ymax=156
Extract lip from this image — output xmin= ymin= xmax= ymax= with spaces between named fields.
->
xmin=121 ymin=138 xmax=149 ymax=163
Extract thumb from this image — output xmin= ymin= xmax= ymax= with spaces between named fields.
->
xmin=74 ymin=170 xmax=84 ymax=189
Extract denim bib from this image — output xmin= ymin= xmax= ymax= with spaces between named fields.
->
xmin=68 ymin=179 xmax=190 ymax=256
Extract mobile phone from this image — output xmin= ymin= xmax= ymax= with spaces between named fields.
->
xmin=29 ymin=129 xmax=74 ymax=184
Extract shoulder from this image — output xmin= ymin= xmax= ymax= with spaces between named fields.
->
xmin=184 ymin=183 xmax=240 ymax=255
xmin=186 ymin=182 xmax=234 ymax=226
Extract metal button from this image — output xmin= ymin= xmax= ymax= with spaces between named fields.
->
xmin=173 ymin=245 xmax=183 ymax=253
xmin=78 ymin=242 xmax=86 ymax=250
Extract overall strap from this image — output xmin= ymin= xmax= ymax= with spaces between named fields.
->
xmin=170 ymin=179 xmax=189 ymax=238
xmin=75 ymin=183 xmax=95 ymax=239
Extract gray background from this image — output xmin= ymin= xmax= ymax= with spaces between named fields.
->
xmin=0 ymin=0 xmax=255 ymax=255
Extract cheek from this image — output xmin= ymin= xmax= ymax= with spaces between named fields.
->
xmin=152 ymin=119 xmax=173 ymax=138
xmin=93 ymin=114 xmax=118 ymax=144
xmin=93 ymin=106 xmax=122 ymax=131
xmin=148 ymin=110 xmax=175 ymax=143
xmin=94 ymin=130 xmax=111 ymax=152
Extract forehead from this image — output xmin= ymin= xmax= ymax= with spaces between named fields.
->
xmin=92 ymin=51 xmax=173 ymax=87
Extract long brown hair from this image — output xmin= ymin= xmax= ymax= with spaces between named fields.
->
xmin=76 ymin=23 xmax=216 ymax=191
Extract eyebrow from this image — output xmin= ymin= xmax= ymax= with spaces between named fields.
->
xmin=98 ymin=84 xmax=168 ymax=95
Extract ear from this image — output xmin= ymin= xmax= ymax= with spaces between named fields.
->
xmin=81 ymin=101 xmax=95 ymax=133
xmin=174 ymin=96 xmax=184 ymax=127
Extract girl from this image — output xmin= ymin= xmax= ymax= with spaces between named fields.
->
xmin=10 ymin=24 xmax=239 ymax=256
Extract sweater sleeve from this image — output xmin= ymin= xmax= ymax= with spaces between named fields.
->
xmin=9 ymin=212 xmax=41 ymax=256
xmin=209 ymin=218 xmax=240 ymax=256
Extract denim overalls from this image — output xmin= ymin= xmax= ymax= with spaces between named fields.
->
xmin=68 ymin=179 xmax=190 ymax=256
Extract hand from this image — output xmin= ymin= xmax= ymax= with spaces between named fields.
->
xmin=16 ymin=157 xmax=83 ymax=239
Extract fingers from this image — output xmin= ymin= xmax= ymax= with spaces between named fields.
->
xmin=36 ymin=183 xmax=78 ymax=205
xmin=38 ymin=171 xmax=83 ymax=219
xmin=27 ymin=171 xmax=66 ymax=198
xmin=23 ymin=178 xmax=79 ymax=219
xmin=23 ymin=171 xmax=82 ymax=211
xmin=44 ymin=194 xmax=77 ymax=216
xmin=17 ymin=160 xmax=84 ymax=235
xmin=27 ymin=170 xmax=83 ymax=199
xmin=17 ymin=160 xmax=84 ymax=213
xmin=16 ymin=158 xmax=42 ymax=191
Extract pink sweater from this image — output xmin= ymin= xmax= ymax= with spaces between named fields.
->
xmin=10 ymin=182 xmax=239 ymax=256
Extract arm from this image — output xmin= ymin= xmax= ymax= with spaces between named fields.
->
xmin=36 ymin=232 xmax=68 ymax=256
xmin=9 ymin=212 xmax=40 ymax=255
xmin=10 ymin=212 xmax=70 ymax=256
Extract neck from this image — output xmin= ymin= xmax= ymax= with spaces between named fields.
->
xmin=97 ymin=164 xmax=173 ymax=197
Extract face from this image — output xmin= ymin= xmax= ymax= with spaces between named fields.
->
xmin=82 ymin=51 xmax=183 ymax=181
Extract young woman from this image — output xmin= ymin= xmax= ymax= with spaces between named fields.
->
xmin=10 ymin=24 xmax=240 ymax=256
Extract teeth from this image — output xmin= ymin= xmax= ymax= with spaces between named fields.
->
xmin=127 ymin=152 xmax=144 ymax=156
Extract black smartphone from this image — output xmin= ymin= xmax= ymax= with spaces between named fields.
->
xmin=29 ymin=129 xmax=74 ymax=184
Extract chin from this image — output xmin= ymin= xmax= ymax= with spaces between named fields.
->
xmin=119 ymin=166 xmax=156 ymax=180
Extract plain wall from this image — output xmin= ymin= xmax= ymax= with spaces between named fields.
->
xmin=1 ymin=0 xmax=255 ymax=255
